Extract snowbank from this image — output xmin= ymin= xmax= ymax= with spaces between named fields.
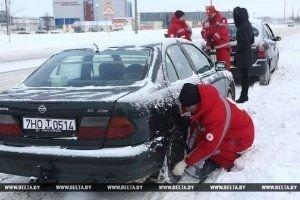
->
xmin=0 ymin=25 xmax=299 ymax=200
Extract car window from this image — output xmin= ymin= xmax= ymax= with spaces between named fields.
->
xmin=51 ymin=56 xmax=83 ymax=81
xmin=167 ymin=45 xmax=194 ymax=80
xmin=264 ymin=24 xmax=274 ymax=39
xmin=229 ymin=23 xmax=260 ymax=39
xmin=265 ymin=24 xmax=275 ymax=38
xmin=228 ymin=24 xmax=237 ymax=38
xmin=165 ymin=54 xmax=179 ymax=83
xmin=25 ymin=49 xmax=150 ymax=87
xmin=182 ymin=44 xmax=211 ymax=74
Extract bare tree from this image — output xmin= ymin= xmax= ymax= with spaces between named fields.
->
xmin=43 ymin=12 xmax=51 ymax=31
xmin=5 ymin=0 xmax=11 ymax=42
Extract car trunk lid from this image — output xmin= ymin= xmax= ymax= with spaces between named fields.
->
xmin=0 ymin=87 xmax=138 ymax=149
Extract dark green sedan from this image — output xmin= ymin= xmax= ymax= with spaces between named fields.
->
xmin=0 ymin=39 xmax=235 ymax=183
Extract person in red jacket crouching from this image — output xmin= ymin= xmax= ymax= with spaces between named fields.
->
xmin=173 ymin=83 xmax=255 ymax=182
xmin=168 ymin=10 xmax=192 ymax=41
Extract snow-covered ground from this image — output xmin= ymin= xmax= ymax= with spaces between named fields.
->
xmin=0 ymin=26 xmax=299 ymax=199
xmin=0 ymin=58 xmax=46 ymax=73
xmin=0 ymin=28 xmax=202 ymax=64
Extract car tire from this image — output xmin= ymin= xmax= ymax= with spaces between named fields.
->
xmin=259 ymin=62 xmax=271 ymax=85
xmin=227 ymin=82 xmax=236 ymax=100
xmin=155 ymin=128 xmax=186 ymax=183
xmin=275 ymin=53 xmax=279 ymax=70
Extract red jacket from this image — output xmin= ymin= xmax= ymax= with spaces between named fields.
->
xmin=201 ymin=12 xmax=230 ymax=50
xmin=168 ymin=15 xmax=192 ymax=41
xmin=185 ymin=84 xmax=254 ymax=169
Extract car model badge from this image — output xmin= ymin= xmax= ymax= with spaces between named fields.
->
xmin=38 ymin=105 xmax=47 ymax=113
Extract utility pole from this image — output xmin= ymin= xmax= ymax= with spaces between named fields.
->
xmin=292 ymin=4 xmax=294 ymax=20
xmin=134 ymin=0 xmax=138 ymax=34
xmin=95 ymin=4 xmax=99 ymax=32
xmin=284 ymin=0 xmax=286 ymax=23
xmin=210 ymin=0 xmax=213 ymax=6
xmin=5 ymin=0 xmax=11 ymax=43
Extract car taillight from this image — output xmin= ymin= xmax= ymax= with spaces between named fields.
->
xmin=78 ymin=116 xmax=135 ymax=140
xmin=0 ymin=114 xmax=21 ymax=137
xmin=78 ymin=117 xmax=109 ymax=140
xmin=257 ymin=44 xmax=267 ymax=59
xmin=106 ymin=116 xmax=135 ymax=140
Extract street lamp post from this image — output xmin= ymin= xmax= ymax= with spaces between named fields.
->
xmin=134 ymin=0 xmax=138 ymax=34
xmin=96 ymin=4 xmax=99 ymax=32
xmin=284 ymin=0 xmax=286 ymax=23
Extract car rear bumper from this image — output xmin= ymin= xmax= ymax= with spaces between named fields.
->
xmin=231 ymin=59 xmax=267 ymax=78
xmin=0 ymin=138 xmax=165 ymax=183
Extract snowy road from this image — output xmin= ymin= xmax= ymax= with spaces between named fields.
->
xmin=0 ymin=27 xmax=299 ymax=199
xmin=0 ymin=68 xmax=36 ymax=92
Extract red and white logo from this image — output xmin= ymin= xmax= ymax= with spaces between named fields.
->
xmin=206 ymin=133 xmax=214 ymax=141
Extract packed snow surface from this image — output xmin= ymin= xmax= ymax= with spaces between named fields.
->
xmin=0 ymin=25 xmax=299 ymax=199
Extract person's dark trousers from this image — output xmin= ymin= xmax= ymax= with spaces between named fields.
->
xmin=237 ymin=67 xmax=250 ymax=103
xmin=196 ymin=159 xmax=221 ymax=183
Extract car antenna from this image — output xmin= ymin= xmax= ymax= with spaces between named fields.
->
xmin=93 ymin=43 xmax=100 ymax=53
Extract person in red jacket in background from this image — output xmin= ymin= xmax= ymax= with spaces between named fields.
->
xmin=168 ymin=10 xmax=192 ymax=41
xmin=201 ymin=6 xmax=231 ymax=69
xmin=173 ymin=83 xmax=255 ymax=182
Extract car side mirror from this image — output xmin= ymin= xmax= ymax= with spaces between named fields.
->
xmin=215 ymin=62 xmax=227 ymax=71
xmin=273 ymin=36 xmax=281 ymax=42
xmin=253 ymin=28 xmax=259 ymax=37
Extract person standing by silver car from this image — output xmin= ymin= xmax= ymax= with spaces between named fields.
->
xmin=233 ymin=7 xmax=254 ymax=103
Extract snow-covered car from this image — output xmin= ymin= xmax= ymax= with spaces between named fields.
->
xmin=228 ymin=20 xmax=281 ymax=85
xmin=0 ymin=39 xmax=234 ymax=183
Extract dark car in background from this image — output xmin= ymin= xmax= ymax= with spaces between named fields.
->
xmin=228 ymin=20 xmax=281 ymax=85
xmin=0 ymin=39 xmax=234 ymax=183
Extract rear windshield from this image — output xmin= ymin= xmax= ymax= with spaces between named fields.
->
xmin=228 ymin=23 xmax=259 ymax=40
xmin=24 ymin=49 xmax=151 ymax=87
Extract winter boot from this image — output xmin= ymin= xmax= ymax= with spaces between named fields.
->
xmin=236 ymin=95 xmax=249 ymax=103
xmin=196 ymin=159 xmax=221 ymax=183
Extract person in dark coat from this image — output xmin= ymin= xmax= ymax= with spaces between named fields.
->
xmin=233 ymin=7 xmax=254 ymax=103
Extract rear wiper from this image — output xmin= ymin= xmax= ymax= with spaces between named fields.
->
xmin=93 ymin=43 xmax=100 ymax=53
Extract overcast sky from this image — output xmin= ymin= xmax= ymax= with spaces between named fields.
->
xmin=1 ymin=0 xmax=299 ymax=18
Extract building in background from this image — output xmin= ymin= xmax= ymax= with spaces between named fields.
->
xmin=72 ymin=20 xmax=112 ymax=32
xmin=0 ymin=11 xmax=5 ymax=34
xmin=0 ymin=11 xmax=6 ymax=26
xmin=53 ymin=0 xmax=84 ymax=27
xmin=84 ymin=0 xmax=94 ymax=21
xmin=139 ymin=11 xmax=233 ymax=30
xmin=11 ymin=17 xmax=40 ymax=33
xmin=53 ymin=0 xmax=132 ymax=28
xmin=95 ymin=0 xmax=132 ymax=21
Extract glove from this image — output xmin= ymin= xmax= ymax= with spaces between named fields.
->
xmin=172 ymin=160 xmax=188 ymax=176
xmin=207 ymin=35 xmax=214 ymax=43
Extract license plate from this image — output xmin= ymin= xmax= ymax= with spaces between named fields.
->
xmin=23 ymin=117 xmax=76 ymax=132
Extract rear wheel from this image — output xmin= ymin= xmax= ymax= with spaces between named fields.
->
xmin=155 ymin=129 xmax=186 ymax=183
xmin=259 ymin=63 xmax=271 ymax=85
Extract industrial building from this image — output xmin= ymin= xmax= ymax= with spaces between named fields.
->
xmin=139 ymin=11 xmax=233 ymax=30
xmin=53 ymin=0 xmax=132 ymax=27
